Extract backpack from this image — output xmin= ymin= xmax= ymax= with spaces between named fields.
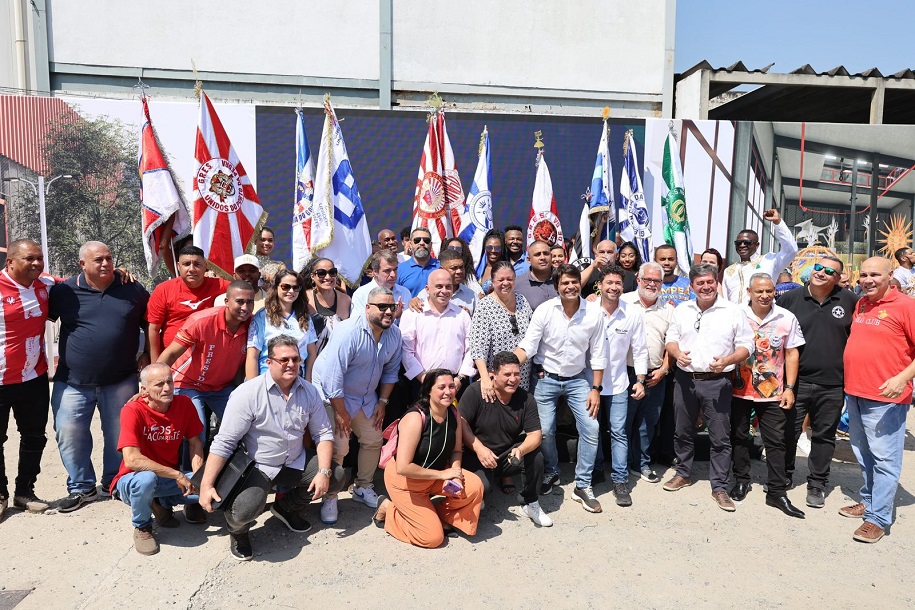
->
xmin=378 ymin=405 xmax=458 ymax=468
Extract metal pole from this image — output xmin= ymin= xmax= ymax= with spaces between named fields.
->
xmin=38 ymin=175 xmax=49 ymax=272
xmin=868 ymin=153 xmax=878 ymax=256
xmin=847 ymin=160 xmax=858 ymax=257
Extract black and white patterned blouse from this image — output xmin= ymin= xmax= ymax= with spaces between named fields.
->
xmin=469 ymin=292 xmax=534 ymax=389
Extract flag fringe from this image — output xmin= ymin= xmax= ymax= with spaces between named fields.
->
xmin=309 ymin=95 xmax=336 ymax=254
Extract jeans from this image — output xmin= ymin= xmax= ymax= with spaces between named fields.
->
xmin=602 ymin=392 xmax=631 ymax=484
xmin=785 ymin=380 xmax=844 ymax=490
xmin=846 ymin=395 xmax=909 ymax=529
xmin=0 ymin=375 xmax=50 ymax=497
xmin=627 ymin=368 xmax=667 ymax=470
xmin=175 ymin=385 xmax=234 ymax=444
xmin=534 ymin=373 xmax=598 ymax=489
xmin=116 ymin=470 xmax=197 ymax=528
xmin=51 ymin=375 xmax=138 ymax=493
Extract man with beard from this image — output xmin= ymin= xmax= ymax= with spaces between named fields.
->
xmin=655 ymin=245 xmax=694 ymax=306
xmin=397 ymin=228 xmax=440 ymax=297
xmin=722 ymin=209 xmax=798 ymax=304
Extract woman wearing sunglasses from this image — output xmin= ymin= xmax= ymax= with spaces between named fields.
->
xmin=478 ymin=230 xmax=507 ymax=297
xmin=305 ymin=257 xmax=351 ymax=355
xmin=245 ymin=270 xmax=318 ymax=381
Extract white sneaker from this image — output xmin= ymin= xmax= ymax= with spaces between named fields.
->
xmin=320 ymin=496 xmax=338 ymax=525
xmin=797 ymin=431 xmax=812 ymax=456
xmin=352 ymin=485 xmax=379 ymax=508
xmin=521 ymin=501 xmax=553 ymax=527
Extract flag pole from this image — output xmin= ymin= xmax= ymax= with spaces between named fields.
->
xmin=602 ymin=107 xmax=612 ymax=243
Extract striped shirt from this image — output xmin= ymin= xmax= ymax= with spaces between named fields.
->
xmin=0 ymin=269 xmax=56 ymax=385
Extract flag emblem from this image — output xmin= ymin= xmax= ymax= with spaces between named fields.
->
xmin=468 ymin=190 xmax=492 ymax=231
xmin=528 ymin=210 xmax=563 ymax=247
xmin=418 ymin=171 xmax=447 ymax=219
xmin=195 ymin=158 xmax=243 ymax=213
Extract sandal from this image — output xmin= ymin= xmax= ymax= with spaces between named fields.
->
xmin=372 ymin=495 xmax=389 ymax=528
xmin=441 ymin=523 xmax=459 ymax=538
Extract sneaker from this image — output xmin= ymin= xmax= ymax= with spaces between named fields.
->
xmin=521 ymin=501 xmax=553 ymax=527
xmin=797 ymin=432 xmax=812 ymax=456
xmin=839 ymin=502 xmax=866 ymax=519
xmin=572 ymin=486 xmax=602 ymax=513
xmin=271 ymin=504 xmax=312 ymax=533
xmin=183 ymin=502 xmax=208 ymax=525
xmin=662 ymin=475 xmax=693 ymax=492
xmin=805 ymin=487 xmax=825 ymax=509
xmin=612 ymin=483 xmax=633 ymax=507
xmin=133 ymin=525 xmax=159 ymax=556
xmin=97 ymin=483 xmax=112 ymax=498
xmin=12 ymin=493 xmax=49 ymax=513
xmin=320 ymin=496 xmax=339 ymax=525
xmin=638 ymin=467 xmax=660 ymax=484
xmin=540 ymin=473 xmax=560 ymax=496
xmin=853 ymin=521 xmax=885 ymax=543
xmin=712 ymin=491 xmax=736 ymax=512
xmin=58 ymin=487 xmax=99 ymax=513
xmin=150 ymin=498 xmax=180 ymax=528
xmin=229 ymin=532 xmax=253 ymax=561
xmin=352 ymin=485 xmax=379 ymax=508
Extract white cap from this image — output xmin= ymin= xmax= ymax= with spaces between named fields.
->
xmin=234 ymin=254 xmax=260 ymax=271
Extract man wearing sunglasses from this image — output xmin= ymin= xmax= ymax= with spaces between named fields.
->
xmin=777 ymin=255 xmax=857 ymax=509
xmin=722 ymin=209 xmax=798 ymax=304
xmin=396 ymin=228 xmax=440 ymax=298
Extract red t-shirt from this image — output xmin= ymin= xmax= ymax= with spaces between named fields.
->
xmin=171 ymin=306 xmax=248 ymax=392
xmin=147 ymin=277 xmax=229 ymax=348
xmin=110 ymin=395 xmax=204 ymax=492
xmin=0 ymin=270 xmax=56 ymax=385
xmin=845 ymin=288 xmax=915 ymax=404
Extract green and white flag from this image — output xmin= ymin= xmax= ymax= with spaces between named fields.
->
xmin=661 ymin=126 xmax=693 ymax=273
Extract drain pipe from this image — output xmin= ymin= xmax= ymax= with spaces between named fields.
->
xmin=13 ymin=0 xmax=28 ymax=91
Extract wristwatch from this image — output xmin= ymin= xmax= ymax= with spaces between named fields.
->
xmin=636 ymin=377 xmax=646 ymax=384
xmin=317 ymin=468 xmax=333 ymax=477
xmin=785 ymin=384 xmax=797 ymax=391
xmin=591 ymin=385 xmax=603 ymax=392
xmin=378 ymin=397 xmax=390 ymax=405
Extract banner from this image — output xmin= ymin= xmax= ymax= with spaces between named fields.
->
xmin=411 ymin=108 xmax=463 ymax=255
xmin=527 ymin=147 xmax=563 ymax=248
xmin=661 ymin=125 xmax=693 ymax=273
xmin=291 ymin=109 xmax=316 ymax=272
xmin=458 ymin=126 xmax=492 ymax=277
xmin=619 ymin=129 xmax=652 ymax=262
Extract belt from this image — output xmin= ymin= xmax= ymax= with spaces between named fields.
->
xmin=683 ymin=371 xmax=727 ymax=381
xmin=543 ymin=371 xmax=578 ymax=382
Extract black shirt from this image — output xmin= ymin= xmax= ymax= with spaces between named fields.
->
xmin=777 ymin=284 xmax=858 ymax=386
xmin=514 ymin=271 xmax=557 ymax=311
xmin=582 ymin=269 xmax=637 ymax=297
xmin=458 ymin=381 xmax=540 ymax=456
xmin=408 ymin=406 xmax=457 ymax=471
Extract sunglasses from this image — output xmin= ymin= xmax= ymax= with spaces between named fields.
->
xmin=369 ymin=302 xmax=397 ymax=312
xmin=312 ymin=268 xmax=338 ymax=278
xmin=485 ymin=245 xmax=503 ymax=253
xmin=270 ymin=356 xmax=302 ymax=365
xmin=813 ymin=263 xmax=839 ymax=276
xmin=734 ymin=239 xmax=756 ymax=247
xmin=278 ymin=283 xmax=301 ymax=292
xmin=508 ymin=314 xmax=519 ymax=335
xmin=446 ymin=245 xmax=463 ymax=253
xmin=694 ymin=311 xmax=703 ymax=332
xmin=412 ymin=237 xmax=432 ymax=244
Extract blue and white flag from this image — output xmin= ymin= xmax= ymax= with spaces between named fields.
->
xmin=587 ymin=118 xmax=615 ymax=251
xmin=291 ymin=109 xmax=316 ymax=272
xmin=311 ymin=96 xmax=371 ymax=287
xmin=458 ymin=126 xmax=492 ymax=277
xmin=619 ymin=129 xmax=652 ymax=262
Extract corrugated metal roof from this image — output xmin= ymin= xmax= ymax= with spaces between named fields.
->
xmin=679 ymin=61 xmax=915 ymax=80
xmin=0 ymin=95 xmax=81 ymax=174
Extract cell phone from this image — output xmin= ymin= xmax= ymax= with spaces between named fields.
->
xmin=443 ymin=480 xmax=463 ymax=496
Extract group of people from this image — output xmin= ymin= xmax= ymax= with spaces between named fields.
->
xmin=0 ymin=207 xmax=912 ymax=559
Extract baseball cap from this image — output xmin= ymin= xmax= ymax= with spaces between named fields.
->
xmin=234 ymin=254 xmax=260 ymax=271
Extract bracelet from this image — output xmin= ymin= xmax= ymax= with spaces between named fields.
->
xmin=378 ymin=397 xmax=390 ymax=405
xmin=317 ymin=468 xmax=333 ymax=476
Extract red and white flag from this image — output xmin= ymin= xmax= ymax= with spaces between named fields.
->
xmin=411 ymin=109 xmax=463 ymax=255
xmin=527 ymin=149 xmax=563 ymax=247
xmin=191 ymin=91 xmax=267 ymax=278
xmin=138 ymin=97 xmax=191 ymax=276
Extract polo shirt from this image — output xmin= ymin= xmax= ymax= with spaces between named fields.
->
xmin=49 ymin=273 xmax=150 ymax=386
xmin=458 ymin=381 xmax=540 ymax=457
xmin=777 ymin=285 xmax=857 ymax=387
xmin=845 ymin=287 xmax=915 ymax=404
xmin=171 ymin=306 xmax=249 ymax=392
xmin=147 ymin=276 xmax=230 ymax=348
xmin=514 ymin=271 xmax=557 ymax=311
xmin=511 ymin=252 xmax=529 ymax=276
xmin=396 ymin=257 xmax=441 ymax=297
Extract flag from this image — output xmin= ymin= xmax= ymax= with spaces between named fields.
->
xmin=568 ymin=192 xmax=592 ymax=266
xmin=311 ymin=96 xmax=372 ymax=287
xmin=588 ymin=118 xmax=615 ymax=249
xmin=291 ymin=109 xmax=316 ymax=272
xmin=458 ymin=126 xmax=492 ymax=277
xmin=527 ymin=148 xmax=563 ymax=248
xmin=138 ymin=97 xmax=191 ymax=277
xmin=411 ymin=108 xmax=463 ymax=256
xmin=661 ymin=125 xmax=693 ymax=273
xmin=619 ymin=129 xmax=652 ymax=262
xmin=191 ymin=91 xmax=267 ymax=278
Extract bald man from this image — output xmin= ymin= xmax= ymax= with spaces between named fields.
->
xmin=582 ymin=240 xmax=636 ymax=296
xmin=377 ymin=229 xmax=399 ymax=254
xmin=842 ymin=257 xmax=915 ymax=543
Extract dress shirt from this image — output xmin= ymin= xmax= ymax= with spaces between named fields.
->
xmin=311 ymin=314 xmax=402 ymax=418
xmin=210 ymin=373 xmax=333 ymax=479
xmin=621 ymin=292 xmax=674 ymax=369
xmin=396 ymin=257 xmax=441 ymax=297
xmin=722 ymin=220 xmax=798 ymax=303
xmin=416 ymin=283 xmax=477 ymax=316
xmin=516 ymin=296 xmax=607 ymax=377
xmin=665 ymin=297 xmax=754 ymax=373
xmin=590 ymin=300 xmax=648 ymax=395
xmin=350 ymin=279 xmax=412 ymax=322
xmin=400 ymin=301 xmax=475 ymax=380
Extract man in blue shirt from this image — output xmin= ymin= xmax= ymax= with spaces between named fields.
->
xmin=396 ymin=227 xmax=440 ymax=297
xmin=505 ymin=225 xmax=529 ymax=275
xmin=312 ymin=286 xmax=402 ymax=525
xmin=656 ymin=245 xmax=695 ymax=306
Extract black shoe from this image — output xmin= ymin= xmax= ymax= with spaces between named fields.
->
xmin=806 ymin=487 xmax=825 ymax=508
xmin=612 ymin=483 xmax=632 ymax=507
xmin=57 ymin=488 xmax=99 ymax=513
xmin=729 ymin=481 xmax=751 ymax=502
xmin=12 ymin=493 xmax=49 ymax=513
xmin=539 ymin=473 xmax=560 ymax=496
xmin=229 ymin=532 xmax=253 ymax=561
xmin=270 ymin=504 xmax=313 ymax=533
xmin=183 ymin=502 xmax=208 ymax=525
xmin=766 ymin=493 xmax=806 ymax=519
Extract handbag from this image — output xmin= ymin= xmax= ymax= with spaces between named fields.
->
xmin=191 ymin=442 xmax=256 ymax=511
xmin=378 ymin=405 xmax=458 ymax=468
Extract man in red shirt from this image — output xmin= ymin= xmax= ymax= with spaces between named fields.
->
xmin=112 ymin=363 xmax=206 ymax=555
xmin=147 ymin=245 xmax=229 ymax=361
xmin=158 ymin=281 xmax=254 ymax=446
xmin=842 ymin=257 xmax=915 ymax=543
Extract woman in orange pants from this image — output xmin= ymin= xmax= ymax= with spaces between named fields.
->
xmin=373 ymin=369 xmax=483 ymax=548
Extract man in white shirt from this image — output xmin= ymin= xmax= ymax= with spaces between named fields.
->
xmin=350 ymin=250 xmax=410 ymax=323
xmin=664 ymin=263 xmax=754 ymax=512
xmin=891 ymin=247 xmax=915 ymax=296
xmin=514 ymin=264 xmax=607 ymax=513
xmin=590 ymin=265 xmax=648 ymax=507
xmin=722 ymin=209 xmax=798 ymax=304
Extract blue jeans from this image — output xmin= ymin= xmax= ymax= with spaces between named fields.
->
xmin=51 ymin=375 xmax=138 ymax=493
xmin=846 ymin=395 xmax=909 ymax=529
xmin=116 ymin=470 xmax=197 ymax=528
xmin=534 ymin=373 xmax=598 ymax=488
xmin=627 ymin=369 xmax=667 ymax=470
xmin=175 ymin=386 xmax=233 ymax=443
xmin=602 ymin=392 xmax=631 ymax=484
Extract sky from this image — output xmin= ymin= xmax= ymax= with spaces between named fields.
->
xmin=675 ymin=1 xmax=915 ymax=75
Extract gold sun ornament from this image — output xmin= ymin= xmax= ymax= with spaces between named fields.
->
xmin=878 ymin=214 xmax=913 ymax=268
